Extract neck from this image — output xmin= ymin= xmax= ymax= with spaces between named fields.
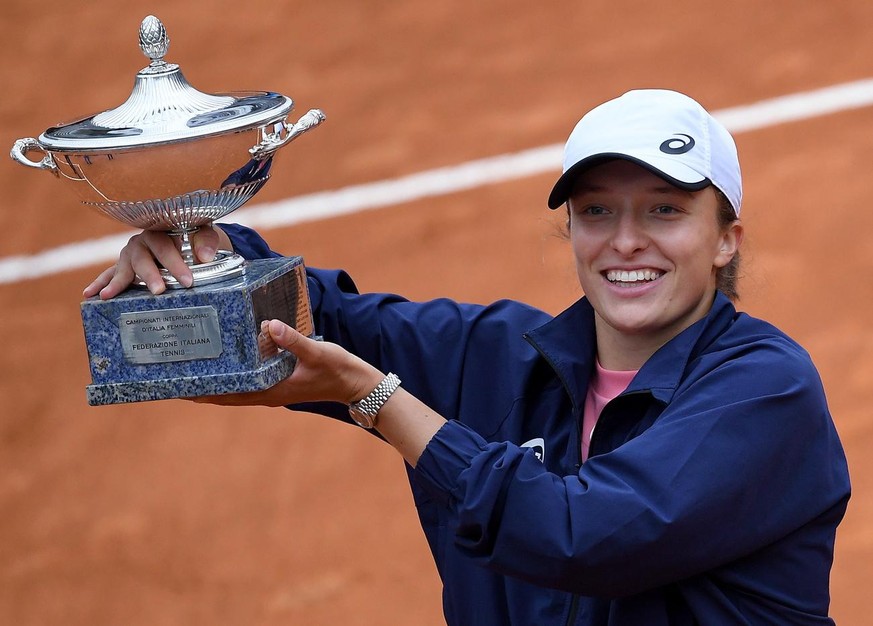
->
xmin=592 ymin=289 xmax=719 ymax=370
xmin=594 ymin=322 xmax=664 ymax=370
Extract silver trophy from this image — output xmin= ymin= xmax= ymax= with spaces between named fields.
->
xmin=11 ymin=16 xmax=325 ymax=405
xmin=13 ymin=14 xmax=324 ymax=286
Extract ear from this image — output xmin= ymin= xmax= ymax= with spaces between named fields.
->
xmin=714 ymin=220 xmax=744 ymax=268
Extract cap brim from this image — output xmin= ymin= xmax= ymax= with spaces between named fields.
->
xmin=547 ymin=153 xmax=711 ymax=209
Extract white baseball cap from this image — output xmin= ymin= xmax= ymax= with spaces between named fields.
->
xmin=547 ymin=89 xmax=742 ymax=216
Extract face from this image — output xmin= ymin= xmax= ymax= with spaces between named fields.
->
xmin=567 ymin=160 xmax=742 ymax=367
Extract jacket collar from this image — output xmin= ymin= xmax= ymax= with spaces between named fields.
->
xmin=524 ymin=298 xmax=598 ymax=411
xmin=524 ymin=291 xmax=738 ymax=409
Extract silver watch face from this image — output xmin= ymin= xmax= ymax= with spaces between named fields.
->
xmin=348 ymin=406 xmax=375 ymax=429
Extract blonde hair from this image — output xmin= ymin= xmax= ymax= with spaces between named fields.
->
xmin=714 ymin=187 xmax=741 ymax=301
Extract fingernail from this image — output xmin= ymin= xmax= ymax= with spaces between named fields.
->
xmin=199 ymin=246 xmax=216 ymax=262
xmin=180 ymin=275 xmax=193 ymax=288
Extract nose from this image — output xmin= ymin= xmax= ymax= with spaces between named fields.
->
xmin=610 ymin=212 xmax=649 ymax=256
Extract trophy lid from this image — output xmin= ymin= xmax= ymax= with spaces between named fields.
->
xmin=38 ymin=15 xmax=294 ymax=151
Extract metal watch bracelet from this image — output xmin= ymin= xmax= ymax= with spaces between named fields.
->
xmin=348 ymin=373 xmax=401 ymax=428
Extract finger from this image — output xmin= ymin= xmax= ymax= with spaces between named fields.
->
xmin=136 ymin=232 xmax=193 ymax=290
xmin=191 ymin=225 xmax=220 ymax=263
xmin=190 ymin=389 xmax=287 ymax=407
xmin=100 ymin=262 xmax=139 ymax=299
xmin=83 ymin=265 xmax=118 ymax=298
xmin=126 ymin=243 xmax=169 ymax=294
xmin=191 ymin=393 xmax=246 ymax=406
xmin=267 ymin=320 xmax=312 ymax=355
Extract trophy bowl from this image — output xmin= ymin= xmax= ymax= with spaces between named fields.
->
xmin=11 ymin=14 xmax=325 ymax=286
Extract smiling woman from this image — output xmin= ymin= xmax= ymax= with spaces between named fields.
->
xmin=566 ymin=161 xmax=742 ymax=370
xmin=565 ymin=178 xmax=741 ymax=299
xmin=86 ymin=89 xmax=851 ymax=626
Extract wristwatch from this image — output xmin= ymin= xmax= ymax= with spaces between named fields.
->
xmin=348 ymin=372 xmax=402 ymax=429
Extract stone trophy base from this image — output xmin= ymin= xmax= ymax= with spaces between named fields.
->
xmin=81 ymin=256 xmax=313 ymax=406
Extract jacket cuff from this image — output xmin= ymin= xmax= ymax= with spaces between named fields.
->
xmin=414 ymin=420 xmax=488 ymax=507
xmin=219 ymin=223 xmax=281 ymax=260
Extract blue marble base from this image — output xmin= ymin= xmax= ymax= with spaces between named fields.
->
xmin=81 ymin=256 xmax=313 ymax=405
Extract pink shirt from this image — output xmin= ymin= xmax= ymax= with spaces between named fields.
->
xmin=581 ymin=361 xmax=638 ymax=461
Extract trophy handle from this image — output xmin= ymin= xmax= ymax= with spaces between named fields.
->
xmin=10 ymin=138 xmax=59 ymax=174
xmin=249 ymin=108 xmax=326 ymax=161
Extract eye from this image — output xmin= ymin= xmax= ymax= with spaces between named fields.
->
xmin=577 ymin=204 xmax=609 ymax=216
xmin=652 ymin=205 xmax=682 ymax=215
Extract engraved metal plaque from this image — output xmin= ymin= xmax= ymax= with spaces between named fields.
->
xmin=119 ymin=306 xmax=223 ymax=364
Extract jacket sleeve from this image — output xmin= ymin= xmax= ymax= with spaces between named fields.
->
xmin=413 ymin=339 xmax=850 ymax=598
xmin=296 ymin=266 xmax=550 ymax=422
xmin=222 ymin=222 xmax=551 ymax=425
xmin=221 ymin=222 xmax=283 ymax=260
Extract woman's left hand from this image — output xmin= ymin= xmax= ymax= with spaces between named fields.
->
xmin=197 ymin=320 xmax=446 ymax=467
xmin=193 ymin=319 xmax=383 ymax=408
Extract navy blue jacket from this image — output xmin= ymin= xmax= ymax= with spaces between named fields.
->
xmin=226 ymin=223 xmax=850 ymax=625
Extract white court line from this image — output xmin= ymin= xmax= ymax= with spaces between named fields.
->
xmin=4 ymin=78 xmax=873 ymax=285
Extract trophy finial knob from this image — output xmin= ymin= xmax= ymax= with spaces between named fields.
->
xmin=139 ymin=15 xmax=169 ymax=63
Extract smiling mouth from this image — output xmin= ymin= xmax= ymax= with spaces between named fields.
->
xmin=605 ymin=269 xmax=663 ymax=287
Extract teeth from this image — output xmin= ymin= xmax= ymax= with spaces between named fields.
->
xmin=606 ymin=269 xmax=662 ymax=283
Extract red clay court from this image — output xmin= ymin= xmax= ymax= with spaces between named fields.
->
xmin=1 ymin=1 xmax=871 ymax=624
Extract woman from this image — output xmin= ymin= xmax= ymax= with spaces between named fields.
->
xmin=86 ymin=89 xmax=850 ymax=625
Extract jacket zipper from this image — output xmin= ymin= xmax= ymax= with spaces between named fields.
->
xmin=524 ymin=333 xmax=584 ymax=624
xmin=522 ymin=333 xmax=584 ymax=460
xmin=588 ymin=390 xmax=649 ymax=458
xmin=565 ymin=594 xmax=580 ymax=625
xmin=524 ymin=337 xmax=656 ymax=624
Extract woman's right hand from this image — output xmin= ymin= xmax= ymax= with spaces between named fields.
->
xmin=83 ymin=225 xmax=228 ymax=300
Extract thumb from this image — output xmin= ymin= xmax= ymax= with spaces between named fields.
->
xmin=191 ymin=226 xmax=219 ymax=263
xmin=266 ymin=319 xmax=310 ymax=355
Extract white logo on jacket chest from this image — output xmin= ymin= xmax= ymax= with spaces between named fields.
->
xmin=521 ymin=437 xmax=545 ymax=463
